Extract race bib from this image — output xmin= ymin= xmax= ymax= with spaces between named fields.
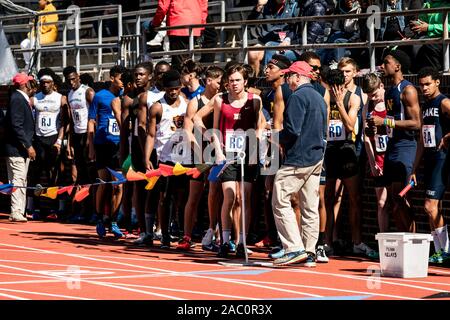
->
xmin=327 ymin=120 xmax=345 ymax=142
xmin=108 ymin=118 xmax=120 ymax=136
xmin=374 ymin=134 xmax=388 ymax=153
xmin=422 ymin=125 xmax=436 ymax=148
xmin=39 ymin=112 xmax=57 ymax=129
xmin=225 ymin=130 xmax=246 ymax=153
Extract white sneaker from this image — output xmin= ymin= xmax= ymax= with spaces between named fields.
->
xmin=316 ymin=245 xmax=329 ymax=263
xmin=147 ymin=32 xmax=165 ymax=46
xmin=201 ymin=228 xmax=214 ymax=246
xmin=9 ymin=212 xmax=27 ymax=222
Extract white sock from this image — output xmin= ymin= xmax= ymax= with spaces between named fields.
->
xmin=436 ymin=225 xmax=449 ymax=253
xmin=432 ymin=231 xmax=441 ymax=253
xmin=222 ymin=230 xmax=231 ymax=244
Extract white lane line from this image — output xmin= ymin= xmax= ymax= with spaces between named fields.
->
xmin=0 ymin=291 xmax=29 ymax=300
xmin=0 ymin=243 xmax=321 ymax=299
xmin=0 ymin=263 xmax=183 ymax=300
xmin=234 ymin=278 xmax=420 ymax=300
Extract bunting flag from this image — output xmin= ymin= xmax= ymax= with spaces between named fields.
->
xmin=208 ymin=162 xmax=226 ymax=182
xmin=106 ymin=168 xmax=127 ymax=185
xmin=186 ymin=167 xmax=202 ymax=179
xmin=34 ymin=184 xmax=45 ymax=197
xmin=121 ymin=154 xmax=132 ymax=174
xmin=159 ymin=164 xmax=174 ymax=177
xmin=145 ymin=168 xmax=162 ymax=178
xmin=144 ymin=176 xmax=160 ymax=190
xmin=0 ymin=183 xmax=15 ymax=195
xmin=196 ymin=163 xmax=212 ymax=173
xmin=74 ymin=186 xmax=90 ymax=202
xmin=41 ymin=187 xmax=58 ymax=199
xmin=126 ymin=167 xmax=147 ymax=181
xmin=57 ymin=185 xmax=74 ymax=195
xmin=173 ymin=163 xmax=189 ymax=176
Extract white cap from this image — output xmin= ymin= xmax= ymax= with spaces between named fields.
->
xmin=39 ymin=75 xmax=53 ymax=81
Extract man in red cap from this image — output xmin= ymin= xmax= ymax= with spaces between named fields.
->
xmin=4 ymin=73 xmax=37 ymax=222
xmin=271 ymin=61 xmax=327 ymax=266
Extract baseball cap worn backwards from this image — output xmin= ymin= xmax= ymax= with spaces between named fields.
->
xmin=281 ymin=61 xmax=313 ymax=78
xmin=12 ymin=73 xmax=34 ymax=86
xmin=267 ymin=54 xmax=292 ymax=70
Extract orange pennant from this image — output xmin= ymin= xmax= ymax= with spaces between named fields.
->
xmin=145 ymin=176 xmax=160 ymax=190
xmin=186 ymin=168 xmax=201 ymax=179
xmin=126 ymin=167 xmax=147 ymax=181
xmin=159 ymin=164 xmax=174 ymax=177
xmin=74 ymin=186 xmax=90 ymax=202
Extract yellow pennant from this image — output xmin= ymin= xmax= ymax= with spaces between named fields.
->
xmin=41 ymin=187 xmax=58 ymax=199
xmin=173 ymin=162 xmax=189 ymax=176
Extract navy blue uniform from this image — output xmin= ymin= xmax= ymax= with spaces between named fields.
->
xmin=422 ymin=94 xmax=450 ymax=199
xmin=382 ymin=80 xmax=418 ymax=185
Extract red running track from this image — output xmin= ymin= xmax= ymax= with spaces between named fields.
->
xmin=0 ymin=213 xmax=449 ymax=300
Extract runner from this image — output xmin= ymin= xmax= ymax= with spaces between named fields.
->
xmin=88 ymin=65 xmax=127 ymax=238
xmin=412 ymin=67 xmax=450 ymax=264
xmin=180 ymin=59 xmax=205 ymax=100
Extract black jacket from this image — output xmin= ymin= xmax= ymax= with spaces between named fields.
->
xmin=4 ymin=90 xmax=34 ymax=158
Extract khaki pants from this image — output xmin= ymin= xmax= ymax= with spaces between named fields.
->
xmin=272 ymin=161 xmax=322 ymax=254
xmin=6 ymin=157 xmax=30 ymax=216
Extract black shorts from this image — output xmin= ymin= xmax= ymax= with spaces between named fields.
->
xmin=220 ymin=163 xmax=259 ymax=183
xmin=424 ymin=152 xmax=449 ymax=200
xmin=130 ymin=136 xmax=146 ymax=172
xmin=95 ymin=142 xmax=120 ymax=170
xmin=157 ymin=161 xmax=190 ymax=193
xmin=324 ymin=143 xmax=358 ymax=180
xmin=73 ymin=132 xmax=90 ymax=184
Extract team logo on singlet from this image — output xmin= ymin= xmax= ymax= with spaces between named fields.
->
xmin=233 ymin=113 xmax=241 ymax=120
xmin=171 ymin=115 xmax=185 ymax=131
xmin=386 ymin=99 xmax=394 ymax=112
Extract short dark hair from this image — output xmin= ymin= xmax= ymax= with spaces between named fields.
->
xmin=226 ymin=64 xmax=249 ymax=81
xmin=325 ymin=69 xmax=345 ymax=86
xmin=80 ymin=73 xmax=94 ymax=87
xmin=418 ymin=66 xmax=440 ymax=81
xmin=121 ymin=69 xmax=134 ymax=87
xmin=384 ymin=49 xmax=410 ymax=74
xmin=134 ymin=62 xmax=153 ymax=74
xmin=362 ymin=73 xmax=382 ymax=94
xmin=298 ymin=51 xmax=321 ymax=63
xmin=63 ymin=66 xmax=77 ymax=78
xmin=180 ymin=59 xmax=203 ymax=78
xmin=110 ymin=65 xmax=127 ymax=78
xmin=204 ymin=66 xmax=224 ymax=80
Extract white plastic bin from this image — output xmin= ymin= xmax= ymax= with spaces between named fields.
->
xmin=375 ymin=232 xmax=433 ymax=278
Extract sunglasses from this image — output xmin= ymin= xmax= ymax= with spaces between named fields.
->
xmin=310 ymin=65 xmax=322 ymax=72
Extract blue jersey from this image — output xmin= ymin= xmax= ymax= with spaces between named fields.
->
xmin=422 ymin=93 xmax=449 ymax=159
xmin=182 ymin=85 xmax=205 ymax=101
xmin=88 ymin=89 xmax=120 ymax=145
xmin=385 ymin=79 xmax=417 ymax=142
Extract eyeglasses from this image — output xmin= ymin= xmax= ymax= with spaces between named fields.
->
xmin=310 ymin=65 xmax=322 ymax=72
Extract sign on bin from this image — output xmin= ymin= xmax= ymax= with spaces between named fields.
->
xmin=375 ymin=233 xmax=433 ymax=278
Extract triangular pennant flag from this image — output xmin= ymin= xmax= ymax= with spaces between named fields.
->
xmin=144 ymin=176 xmax=160 ymax=190
xmin=106 ymin=167 xmax=127 ymax=185
xmin=42 ymin=187 xmax=58 ymax=199
xmin=145 ymin=168 xmax=162 ymax=178
xmin=0 ymin=183 xmax=15 ymax=195
xmin=34 ymin=184 xmax=45 ymax=197
xmin=74 ymin=186 xmax=90 ymax=202
xmin=126 ymin=167 xmax=147 ymax=181
xmin=186 ymin=168 xmax=202 ymax=179
xmin=121 ymin=154 xmax=132 ymax=174
xmin=57 ymin=185 xmax=74 ymax=195
xmin=159 ymin=164 xmax=174 ymax=177
xmin=208 ymin=162 xmax=226 ymax=182
xmin=173 ymin=163 xmax=189 ymax=176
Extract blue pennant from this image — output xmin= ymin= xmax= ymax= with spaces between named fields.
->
xmin=0 ymin=184 xmax=14 ymax=194
xmin=106 ymin=168 xmax=127 ymax=185
xmin=207 ymin=162 xmax=226 ymax=182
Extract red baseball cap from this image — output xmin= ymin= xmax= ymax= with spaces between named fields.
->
xmin=281 ymin=61 xmax=313 ymax=78
xmin=12 ymin=73 xmax=34 ymax=86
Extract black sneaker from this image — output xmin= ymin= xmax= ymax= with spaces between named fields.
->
xmin=303 ymin=252 xmax=316 ymax=268
xmin=217 ymin=242 xmax=230 ymax=258
xmin=160 ymin=235 xmax=171 ymax=249
xmin=236 ymin=243 xmax=253 ymax=258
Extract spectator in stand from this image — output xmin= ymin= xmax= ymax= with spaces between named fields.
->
xmin=247 ymin=0 xmax=301 ymax=76
xmin=318 ymin=0 xmax=362 ymax=66
xmin=150 ymin=0 xmax=208 ymax=71
xmin=410 ymin=0 xmax=450 ymax=72
xmin=300 ymin=0 xmax=333 ymax=45
xmin=20 ymin=0 xmax=59 ymax=70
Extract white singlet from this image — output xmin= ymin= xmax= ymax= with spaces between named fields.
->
xmin=68 ymin=84 xmax=90 ymax=134
xmin=33 ymin=91 xmax=62 ymax=137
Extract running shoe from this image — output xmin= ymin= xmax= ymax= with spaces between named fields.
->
xmin=236 ymin=243 xmax=253 ymax=258
xmin=229 ymin=240 xmax=237 ymax=253
xmin=316 ymin=245 xmax=329 ymax=263
xmin=303 ymin=252 xmax=316 ymax=268
xmin=268 ymin=247 xmax=285 ymax=259
xmin=96 ymin=220 xmax=106 ymax=238
xmin=110 ymin=222 xmax=124 ymax=239
xmin=201 ymin=228 xmax=214 ymax=247
xmin=353 ymin=242 xmax=379 ymax=259
xmin=133 ymin=232 xmax=153 ymax=245
xmin=255 ymin=235 xmax=275 ymax=248
xmin=160 ymin=235 xmax=171 ymax=249
xmin=176 ymin=236 xmax=194 ymax=250
xmin=217 ymin=242 xmax=230 ymax=258
xmin=273 ymin=250 xmax=308 ymax=266
xmin=429 ymin=250 xmax=444 ymax=264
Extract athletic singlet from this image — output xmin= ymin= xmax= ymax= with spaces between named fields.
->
xmin=354 ymin=86 xmax=365 ymax=156
xmin=368 ymin=100 xmax=388 ymax=170
xmin=88 ymin=89 xmax=120 ymax=145
xmin=327 ymin=91 xmax=356 ymax=144
xmin=68 ymin=84 xmax=90 ymax=134
xmin=182 ymin=85 xmax=205 ymax=101
xmin=385 ymin=79 xmax=416 ymax=141
xmin=422 ymin=93 xmax=450 ymax=155
xmin=156 ymin=96 xmax=188 ymax=162
xmin=33 ymin=91 xmax=62 ymax=137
